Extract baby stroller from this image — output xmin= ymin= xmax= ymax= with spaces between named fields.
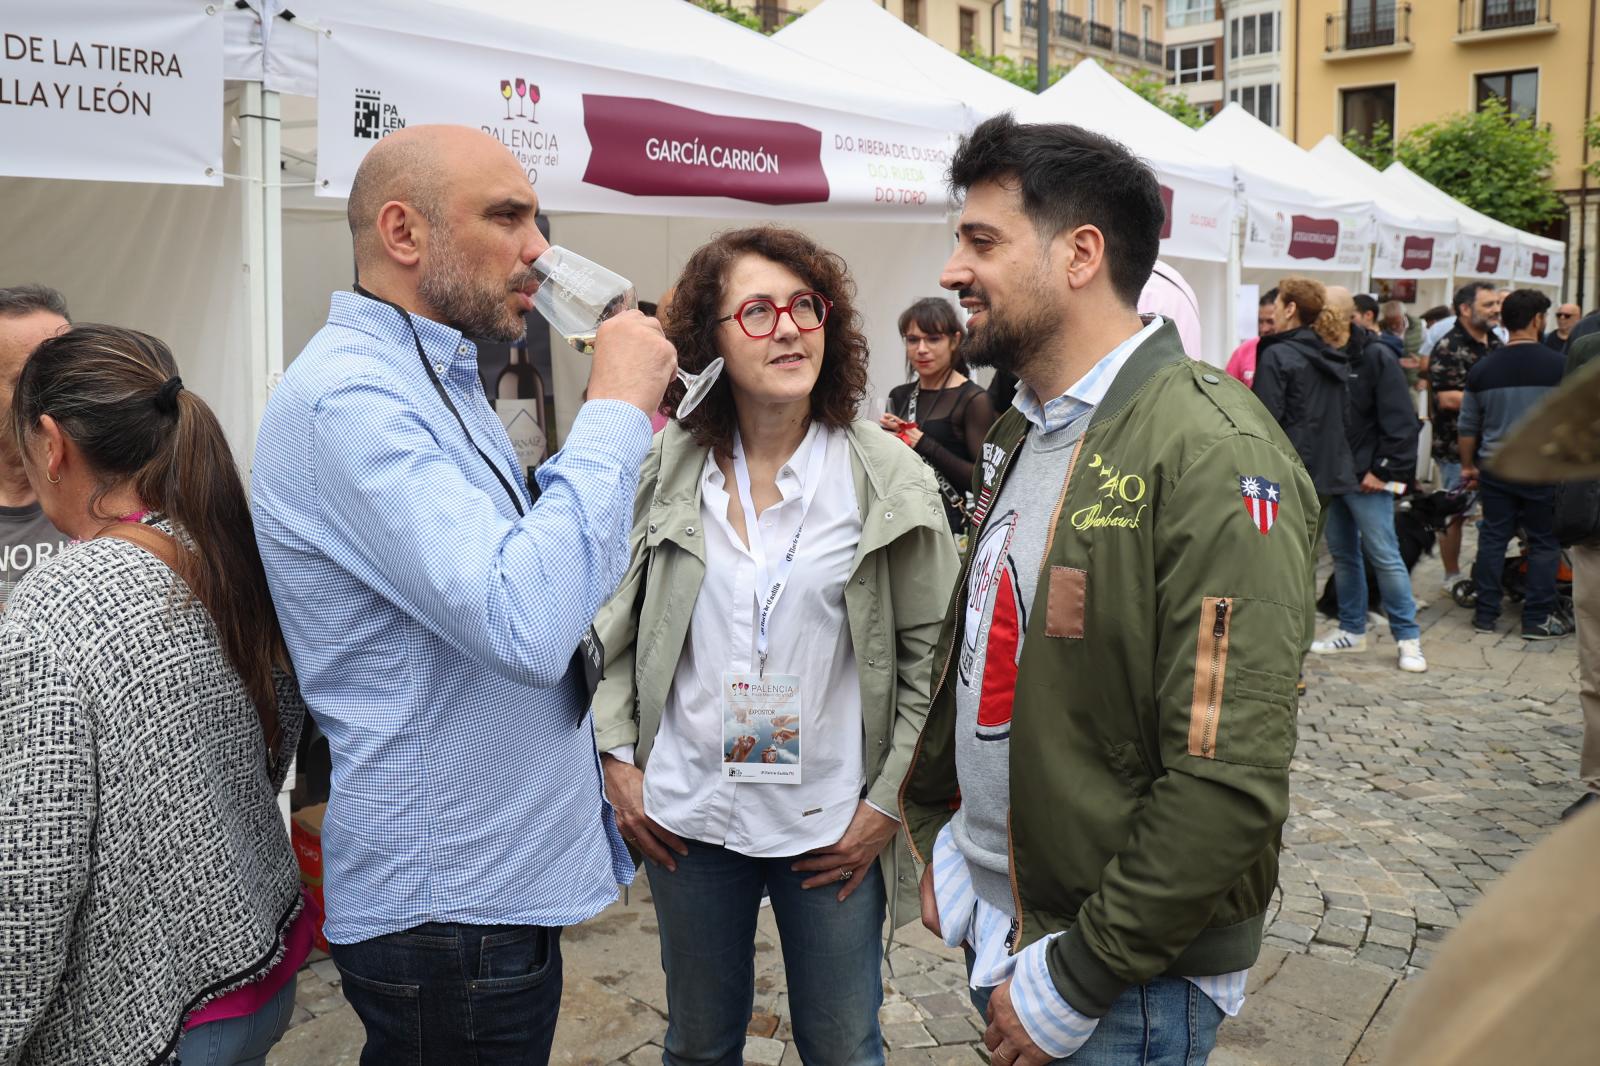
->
xmin=1449 ymin=541 xmax=1576 ymax=622
xmin=1316 ymin=485 xmax=1452 ymax=620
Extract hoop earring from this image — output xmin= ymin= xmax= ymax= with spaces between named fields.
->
xmin=46 ymin=471 xmax=61 ymax=484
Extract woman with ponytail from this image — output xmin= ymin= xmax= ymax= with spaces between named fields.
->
xmin=0 ymin=325 xmax=309 ymax=1065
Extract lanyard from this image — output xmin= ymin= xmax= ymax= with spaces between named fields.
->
xmin=730 ymin=425 xmax=829 ymax=676
xmin=352 ymin=285 xmax=526 ymax=518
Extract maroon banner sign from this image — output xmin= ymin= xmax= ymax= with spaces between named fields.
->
xmin=1400 ymin=236 xmax=1434 ymax=272
xmin=1476 ymin=245 xmax=1502 ymax=275
xmin=1158 ymin=184 xmax=1174 ymax=240
xmin=1288 ymin=214 xmax=1339 ymax=261
xmin=581 ymin=94 xmax=829 ymax=206
xmin=1531 ymin=252 xmax=1550 ymax=278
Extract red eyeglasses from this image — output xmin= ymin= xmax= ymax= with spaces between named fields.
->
xmin=717 ymin=292 xmax=832 ymax=339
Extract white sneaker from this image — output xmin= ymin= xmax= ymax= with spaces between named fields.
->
xmin=1397 ymin=639 xmax=1427 ymax=673
xmin=1441 ymin=572 xmax=1462 ymax=592
xmin=1311 ymin=630 xmax=1367 ymax=654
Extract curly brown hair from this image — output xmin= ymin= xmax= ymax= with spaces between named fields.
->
xmin=664 ymin=226 xmax=869 ymax=453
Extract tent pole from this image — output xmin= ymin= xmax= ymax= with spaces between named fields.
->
xmin=240 ymin=81 xmax=270 ymax=463
xmin=239 ymin=83 xmax=285 ymax=465
xmin=1227 ymin=213 xmax=1244 ymax=351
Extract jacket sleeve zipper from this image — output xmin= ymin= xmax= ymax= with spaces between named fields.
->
xmin=1201 ymin=599 xmax=1229 ymax=757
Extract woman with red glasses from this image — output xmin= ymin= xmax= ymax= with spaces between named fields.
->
xmin=590 ymin=226 xmax=958 ymax=1065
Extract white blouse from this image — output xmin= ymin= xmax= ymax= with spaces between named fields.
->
xmin=639 ymin=423 xmax=865 ymax=857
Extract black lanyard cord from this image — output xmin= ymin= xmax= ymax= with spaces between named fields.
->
xmin=353 ymin=285 xmax=526 ymax=519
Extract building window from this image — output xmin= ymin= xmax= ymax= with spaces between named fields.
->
xmin=1237 ymin=83 xmax=1278 ymax=127
xmin=1166 ymin=41 xmax=1216 ymax=84
xmin=1344 ymin=0 xmax=1397 ymax=49
xmin=1475 ymin=69 xmax=1538 ymax=122
xmin=1088 ymin=0 xmax=1099 ymax=23
xmin=1166 ymin=0 xmax=1213 ymax=28
xmin=1229 ymin=13 xmax=1277 ymax=58
xmin=1117 ymin=0 xmax=1127 ymax=31
xmin=1143 ymin=5 xmax=1152 ymax=38
xmin=1341 ymin=84 xmax=1396 ymax=143
xmin=959 ymin=7 xmax=978 ymax=51
xmin=903 ymin=0 xmax=921 ymax=29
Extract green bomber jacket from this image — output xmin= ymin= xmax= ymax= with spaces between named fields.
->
xmin=900 ymin=320 xmax=1318 ymax=1018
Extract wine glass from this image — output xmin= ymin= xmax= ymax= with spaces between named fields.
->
xmin=529 ymin=246 xmax=724 ymax=419
xmin=500 ymin=79 xmax=512 ymax=120
xmin=528 ymin=82 xmax=541 ymax=123
xmin=515 ymin=78 xmax=527 ymax=118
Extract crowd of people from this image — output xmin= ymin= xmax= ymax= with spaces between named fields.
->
xmin=0 ymin=111 xmax=1596 ymax=1066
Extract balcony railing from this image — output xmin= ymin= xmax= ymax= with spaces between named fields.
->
xmin=1021 ymin=0 xmax=1039 ymax=30
xmin=1458 ymin=0 xmax=1551 ymax=33
xmin=1325 ymin=3 xmax=1411 ymax=52
xmin=1144 ymin=38 xmax=1164 ymax=63
xmin=1118 ymin=29 xmax=1142 ymax=56
xmin=1088 ymin=21 xmax=1113 ymax=48
xmin=1058 ymin=12 xmax=1085 ymax=41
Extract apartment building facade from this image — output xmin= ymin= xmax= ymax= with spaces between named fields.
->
xmin=1290 ymin=0 xmax=1599 ymax=306
xmin=749 ymin=0 xmax=1168 ymax=81
xmin=1162 ymin=1 xmax=1284 ymax=125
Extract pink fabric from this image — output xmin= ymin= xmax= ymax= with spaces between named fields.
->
xmin=184 ymin=890 xmax=317 ymax=1030
xmin=1226 ymin=337 xmax=1260 ymax=388
xmin=650 ymin=409 xmax=670 ymax=434
xmin=1137 ymin=261 xmax=1203 ymax=361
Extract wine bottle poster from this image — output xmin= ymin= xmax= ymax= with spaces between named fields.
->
xmin=478 ymin=216 xmax=561 ymax=497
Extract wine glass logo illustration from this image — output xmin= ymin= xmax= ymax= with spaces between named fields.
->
xmin=515 ymin=78 xmax=527 ymax=119
xmin=499 ymin=79 xmax=512 ymax=120
xmin=527 ymin=83 xmax=541 ymax=124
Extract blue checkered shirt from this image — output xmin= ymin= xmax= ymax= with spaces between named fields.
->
xmin=251 ymin=290 xmax=648 ymax=944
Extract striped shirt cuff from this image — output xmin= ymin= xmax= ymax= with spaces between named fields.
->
xmin=929 ymin=822 xmax=976 ymax=950
xmin=1009 ymin=934 xmax=1099 ymax=1060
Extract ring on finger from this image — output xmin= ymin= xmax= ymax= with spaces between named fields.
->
xmin=838 ymin=866 xmax=854 ymax=882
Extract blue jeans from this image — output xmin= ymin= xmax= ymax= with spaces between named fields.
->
xmin=967 ymin=965 xmax=1223 ymax=1065
xmin=1473 ymin=474 xmax=1560 ymax=628
xmin=1324 ymin=492 xmax=1421 ymax=640
xmin=175 ymin=976 xmax=295 ymax=1066
xmin=645 ymin=839 xmax=886 ymax=1066
xmin=329 ymin=922 xmax=562 ymax=1066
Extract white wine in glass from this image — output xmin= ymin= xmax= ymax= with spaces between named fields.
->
xmin=530 ymin=245 xmax=723 ymax=417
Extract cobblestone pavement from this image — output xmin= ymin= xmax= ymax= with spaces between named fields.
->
xmin=270 ymin=523 xmax=1585 ymax=1066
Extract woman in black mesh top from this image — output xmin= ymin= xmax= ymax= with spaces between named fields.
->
xmin=880 ymin=297 xmax=997 ymax=534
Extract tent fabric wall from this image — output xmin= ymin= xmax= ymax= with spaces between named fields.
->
xmin=0 ymin=159 xmax=254 ymax=458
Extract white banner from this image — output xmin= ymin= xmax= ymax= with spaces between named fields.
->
xmin=0 ymin=1 xmax=223 ymax=186
xmin=1454 ymin=234 xmax=1515 ymax=281
xmin=1513 ymin=241 xmax=1563 ymax=289
xmin=315 ymin=24 xmax=956 ymax=223
xmin=1240 ymin=197 xmax=1372 ymax=273
xmin=1371 ymin=222 xmax=1457 ymax=280
xmin=1155 ymin=174 xmax=1235 ymax=263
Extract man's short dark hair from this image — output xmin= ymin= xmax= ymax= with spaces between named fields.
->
xmin=1421 ymin=304 xmax=1450 ymax=325
xmin=1260 ymin=287 xmax=1279 ymax=306
xmin=1500 ymin=289 xmax=1551 ymax=333
xmin=0 ymin=284 xmax=69 ymax=322
xmin=948 ymin=113 xmax=1163 ymax=307
xmin=1453 ymin=281 xmax=1494 ymax=316
xmin=1352 ymin=294 xmax=1380 ymax=319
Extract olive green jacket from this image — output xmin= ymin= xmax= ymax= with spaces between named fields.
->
xmin=901 ymin=322 xmax=1318 ymax=1018
xmin=591 ymin=419 xmax=960 ymax=923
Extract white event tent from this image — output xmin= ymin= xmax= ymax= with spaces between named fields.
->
xmin=1378 ymin=162 xmax=1564 ymax=296
xmin=1195 ymin=105 xmax=1375 ymax=303
xmin=1299 ymin=137 xmax=1459 ymax=311
xmin=774 ymin=0 xmax=1035 ymax=124
xmin=1011 ymin=61 xmax=1239 ymax=365
xmin=2 ymin=0 xmax=973 ymax=459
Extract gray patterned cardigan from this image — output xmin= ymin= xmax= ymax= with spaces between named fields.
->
xmin=0 ymin=526 xmax=306 ymax=1065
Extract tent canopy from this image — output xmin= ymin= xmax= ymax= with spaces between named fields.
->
xmin=774 ymin=0 xmax=1033 ymax=125
xmin=1379 ymin=162 xmax=1562 ymax=288
xmin=1196 ymin=104 xmax=1374 ymax=276
xmin=1305 ymin=136 xmax=1458 ymax=280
